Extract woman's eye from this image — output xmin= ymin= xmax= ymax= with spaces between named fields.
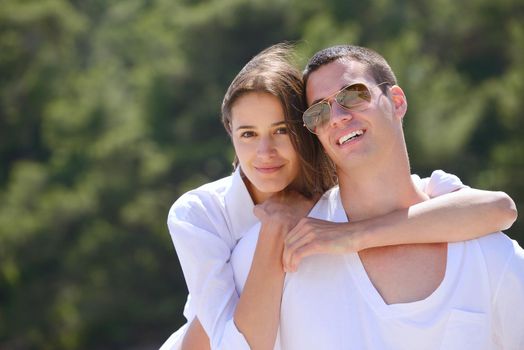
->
xmin=240 ymin=131 xmax=255 ymax=138
xmin=275 ymin=127 xmax=288 ymax=135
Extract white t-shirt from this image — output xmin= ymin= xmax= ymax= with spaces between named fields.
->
xmin=162 ymin=170 xmax=471 ymax=349
xmin=276 ymin=186 xmax=524 ymax=350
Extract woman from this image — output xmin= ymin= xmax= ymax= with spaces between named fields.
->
xmin=161 ymin=44 xmax=516 ymax=350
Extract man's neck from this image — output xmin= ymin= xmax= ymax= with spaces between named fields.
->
xmin=337 ymin=155 xmax=428 ymax=222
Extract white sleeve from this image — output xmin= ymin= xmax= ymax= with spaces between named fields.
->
xmin=159 ymin=323 xmax=187 ymax=350
xmin=168 ymin=195 xmax=250 ymax=350
xmin=492 ymin=240 xmax=524 ymax=349
xmin=419 ymin=170 xmax=467 ymax=198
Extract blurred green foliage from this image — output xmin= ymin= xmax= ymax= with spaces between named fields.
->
xmin=0 ymin=0 xmax=522 ymax=348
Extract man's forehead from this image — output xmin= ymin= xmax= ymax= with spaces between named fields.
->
xmin=306 ymin=59 xmax=370 ymax=102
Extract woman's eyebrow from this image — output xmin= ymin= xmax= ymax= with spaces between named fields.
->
xmin=235 ymin=121 xmax=286 ymax=131
xmin=235 ymin=125 xmax=255 ymax=131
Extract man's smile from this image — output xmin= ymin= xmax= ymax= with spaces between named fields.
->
xmin=337 ymin=129 xmax=365 ymax=145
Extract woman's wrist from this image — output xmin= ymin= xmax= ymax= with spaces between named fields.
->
xmin=257 ymin=221 xmax=289 ymax=259
xmin=349 ymin=219 xmax=377 ymax=252
xmin=259 ymin=217 xmax=293 ymax=239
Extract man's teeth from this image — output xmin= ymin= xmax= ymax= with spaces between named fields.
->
xmin=339 ymin=130 xmax=364 ymax=145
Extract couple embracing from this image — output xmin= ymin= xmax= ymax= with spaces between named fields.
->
xmin=162 ymin=43 xmax=522 ymax=350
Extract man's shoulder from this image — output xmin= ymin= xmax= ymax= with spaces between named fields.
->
xmin=413 ymin=169 xmax=466 ymax=197
xmin=474 ymin=232 xmax=521 ymax=260
xmin=471 ymin=232 xmax=524 ymax=285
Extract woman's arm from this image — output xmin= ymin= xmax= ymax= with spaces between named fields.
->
xmin=234 ymin=192 xmax=316 ymax=350
xmin=356 ymin=188 xmax=516 ymax=249
xmin=233 ymin=220 xmax=288 ymax=350
xmin=283 ymin=182 xmax=517 ymax=272
xmin=181 ymin=318 xmax=210 ymax=350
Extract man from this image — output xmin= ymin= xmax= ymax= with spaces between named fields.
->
xmin=278 ymin=45 xmax=524 ymax=349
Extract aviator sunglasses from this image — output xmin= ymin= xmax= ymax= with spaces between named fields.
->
xmin=302 ymin=82 xmax=389 ymax=133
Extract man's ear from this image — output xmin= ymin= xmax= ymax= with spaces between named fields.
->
xmin=389 ymin=85 xmax=408 ymax=119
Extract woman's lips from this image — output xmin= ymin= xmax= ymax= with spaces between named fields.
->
xmin=254 ymin=165 xmax=284 ymax=173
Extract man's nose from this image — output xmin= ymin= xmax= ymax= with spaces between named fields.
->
xmin=328 ymin=101 xmax=353 ymax=127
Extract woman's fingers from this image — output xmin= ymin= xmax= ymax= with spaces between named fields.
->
xmin=283 ymin=218 xmax=327 ymax=271
xmin=283 ymin=222 xmax=314 ymax=271
xmin=283 ymin=219 xmax=356 ymax=272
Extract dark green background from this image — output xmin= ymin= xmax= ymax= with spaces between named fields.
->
xmin=1 ymin=0 xmax=522 ymax=349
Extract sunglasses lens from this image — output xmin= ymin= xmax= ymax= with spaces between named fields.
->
xmin=303 ymin=83 xmax=375 ymax=133
xmin=303 ymin=103 xmax=330 ymax=132
xmin=336 ymin=83 xmax=372 ymax=110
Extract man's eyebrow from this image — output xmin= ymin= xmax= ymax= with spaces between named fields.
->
xmin=309 ymin=89 xmax=338 ymax=106
xmin=309 ymin=83 xmax=354 ymax=106
xmin=310 ymin=96 xmax=328 ymax=106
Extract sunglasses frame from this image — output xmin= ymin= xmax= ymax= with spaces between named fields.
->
xmin=303 ymin=81 xmax=390 ymax=134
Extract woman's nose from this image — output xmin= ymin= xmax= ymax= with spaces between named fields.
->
xmin=257 ymin=135 xmax=276 ymax=157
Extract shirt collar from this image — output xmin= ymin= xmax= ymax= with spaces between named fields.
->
xmin=331 ymin=186 xmax=349 ymax=223
xmin=309 ymin=186 xmax=348 ymax=223
xmin=224 ymin=167 xmax=258 ymax=240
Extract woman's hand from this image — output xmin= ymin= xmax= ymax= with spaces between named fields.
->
xmin=283 ymin=218 xmax=362 ymax=272
xmin=253 ymin=191 xmax=318 ymax=233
